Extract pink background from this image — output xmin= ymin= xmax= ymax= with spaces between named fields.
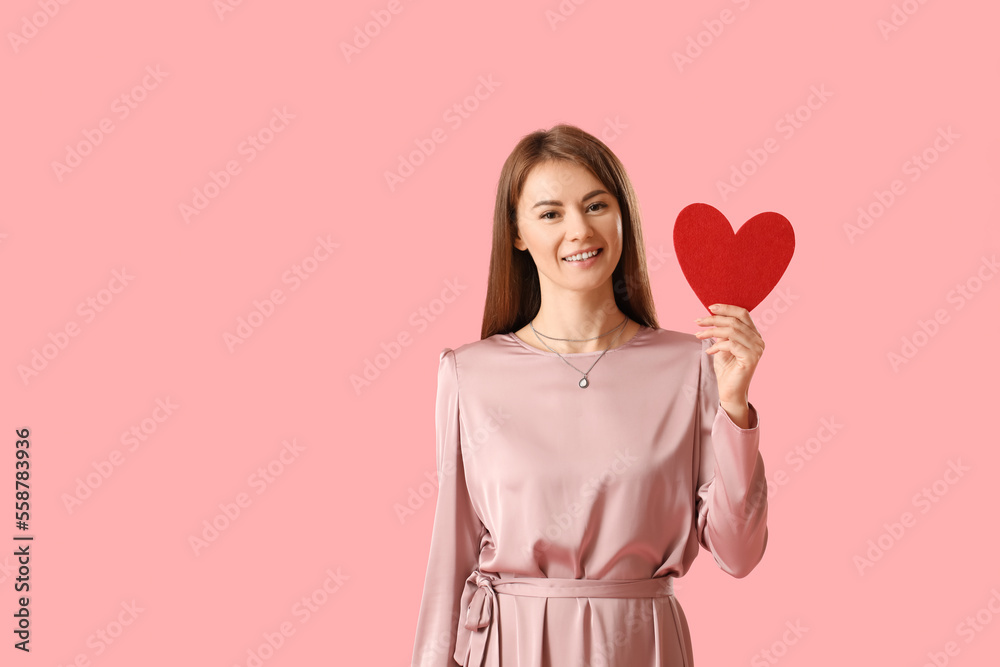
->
xmin=3 ymin=0 xmax=999 ymax=665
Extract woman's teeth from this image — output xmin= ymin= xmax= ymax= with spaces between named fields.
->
xmin=564 ymin=249 xmax=601 ymax=262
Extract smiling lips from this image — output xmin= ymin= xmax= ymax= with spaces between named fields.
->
xmin=563 ymin=248 xmax=602 ymax=262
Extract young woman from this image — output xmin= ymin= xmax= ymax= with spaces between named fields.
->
xmin=411 ymin=124 xmax=768 ymax=667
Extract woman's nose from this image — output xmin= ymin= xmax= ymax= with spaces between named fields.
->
xmin=564 ymin=208 xmax=593 ymax=239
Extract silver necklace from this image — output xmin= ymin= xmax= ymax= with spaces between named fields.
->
xmin=529 ymin=316 xmax=629 ymax=389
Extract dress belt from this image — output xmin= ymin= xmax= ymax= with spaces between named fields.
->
xmin=454 ymin=568 xmax=675 ymax=667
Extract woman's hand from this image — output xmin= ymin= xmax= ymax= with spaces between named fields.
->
xmin=694 ymin=303 xmax=764 ymax=423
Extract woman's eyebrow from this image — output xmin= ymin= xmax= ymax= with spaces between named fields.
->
xmin=531 ymin=189 xmax=610 ymax=209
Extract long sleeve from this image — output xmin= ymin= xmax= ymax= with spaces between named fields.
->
xmin=411 ymin=348 xmax=488 ymax=667
xmin=694 ymin=336 xmax=769 ymax=578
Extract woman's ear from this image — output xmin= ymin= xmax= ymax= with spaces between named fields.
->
xmin=513 ymin=220 xmax=526 ymax=251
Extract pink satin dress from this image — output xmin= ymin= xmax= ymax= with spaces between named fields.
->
xmin=410 ymin=325 xmax=768 ymax=666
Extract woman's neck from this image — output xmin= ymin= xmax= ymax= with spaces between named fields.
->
xmin=516 ymin=312 xmax=638 ymax=353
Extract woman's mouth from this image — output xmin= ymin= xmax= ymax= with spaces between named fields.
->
xmin=562 ymin=247 xmax=602 ymax=266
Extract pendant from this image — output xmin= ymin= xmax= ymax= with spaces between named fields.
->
xmin=579 ymin=376 xmax=589 ymax=388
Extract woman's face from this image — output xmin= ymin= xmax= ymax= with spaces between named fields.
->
xmin=513 ymin=159 xmax=624 ymax=296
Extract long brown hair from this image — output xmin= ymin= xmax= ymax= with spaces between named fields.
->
xmin=480 ymin=123 xmax=659 ymax=340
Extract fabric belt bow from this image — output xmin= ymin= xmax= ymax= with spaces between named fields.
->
xmin=455 ymin=569 xmax=499 ymax=667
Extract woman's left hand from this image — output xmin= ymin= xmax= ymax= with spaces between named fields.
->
xmin=694 ymin=303 xmax=764 ymax=407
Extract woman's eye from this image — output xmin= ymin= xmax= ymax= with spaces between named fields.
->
xmin=540 ymin=202 xmax=606 ymax=220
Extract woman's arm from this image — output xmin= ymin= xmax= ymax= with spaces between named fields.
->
xmin=411 ymin=348 xmax=487 ymax=667
xmin=694 ymin=336 xmax=769 ymax=578
xmin=720 ymin=399 xmax=751 ymax=430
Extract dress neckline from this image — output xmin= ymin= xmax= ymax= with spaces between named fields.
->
xmin=506 ymin=324 xmax=652 ymax=357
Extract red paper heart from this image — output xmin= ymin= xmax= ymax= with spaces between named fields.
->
xmin=673 ymin=203 xmax=795 ymax=313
